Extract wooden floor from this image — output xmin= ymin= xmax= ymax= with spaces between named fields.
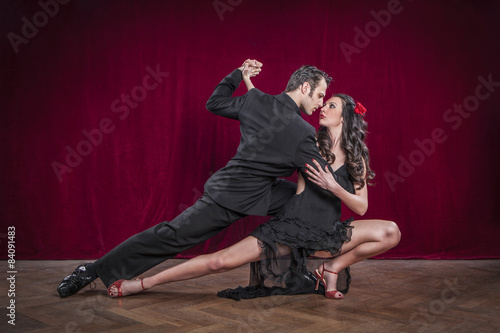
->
xmin=1 ymin=259 xmax=499 ymax=333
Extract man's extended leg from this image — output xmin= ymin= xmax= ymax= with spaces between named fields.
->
xmin=58 ymin=193 xmax=246 ymax=296
xmin=95 ymin=192 xmax=247 ymax=286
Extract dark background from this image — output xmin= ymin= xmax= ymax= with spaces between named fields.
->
xmin=1 ymin=0 xmax=499 ymax=260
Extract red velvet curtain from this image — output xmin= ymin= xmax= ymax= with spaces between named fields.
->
xmin=1 ymin=0 xmax=499 ymax=260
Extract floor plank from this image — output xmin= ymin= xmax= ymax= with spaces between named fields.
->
xmin=1 ymin=259 xmax=499 ymax=332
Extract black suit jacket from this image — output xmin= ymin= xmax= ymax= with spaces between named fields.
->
xmin=205 ymin=69 xmax=349 ymax=216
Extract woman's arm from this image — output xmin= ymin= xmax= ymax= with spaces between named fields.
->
xmin=296 ymin=172 xmax=306 ymax=194
xmin=305 ymin=159 xmax=368 ymax=216
xmin=240 ymin=61 xmax=259 ymax=91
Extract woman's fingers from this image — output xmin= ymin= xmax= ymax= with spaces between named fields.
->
xmin=306 ymin=159 xmax=327 ymax=176
xmin=242 ymin=64 xmax=250 ymax=78
xmin=249 ymin=59 xmax=263 ymax=67
xmin=305 ymin=164 xmax=323 ymax=186
xmin=305 ymin=163 xmax=316 ymax=175
xmin=312 ymin=159 xmax=328 ymax=174
xmin=249 ymin=66 xmax=261 ymax=77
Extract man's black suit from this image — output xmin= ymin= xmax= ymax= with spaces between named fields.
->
xmin=94 ymin=69 xmax=334 ymax=286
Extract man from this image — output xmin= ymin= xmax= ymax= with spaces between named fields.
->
xmin=58 ymin=59 xmax=338 ymax=297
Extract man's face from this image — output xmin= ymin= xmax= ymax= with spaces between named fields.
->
xmin=300 ymin=78 xmax=327 ymax=115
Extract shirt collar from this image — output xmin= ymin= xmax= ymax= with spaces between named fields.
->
xmin=274 ymin=93 xmax=302 ymax=117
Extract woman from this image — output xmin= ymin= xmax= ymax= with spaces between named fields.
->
xmin=108 ymin=65 xmax=401 ymax=299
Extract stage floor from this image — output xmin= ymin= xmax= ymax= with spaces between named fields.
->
xmin=2 ymin=259 xmax=499 ymax=332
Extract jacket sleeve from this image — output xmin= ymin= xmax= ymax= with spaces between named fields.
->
xmin=206 ymin=69 xmax=248 ymax=120
xmin=294 ymin=129 xmax=354 ymax=193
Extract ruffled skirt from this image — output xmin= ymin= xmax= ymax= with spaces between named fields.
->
xmin=217 ymin=216 xmax=354 ymax=301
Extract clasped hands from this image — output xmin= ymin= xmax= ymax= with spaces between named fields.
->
xmin=305 ymin=159 xmax=341 ymax=194
xmin=239 ymin=59 xmax=262 ymax=79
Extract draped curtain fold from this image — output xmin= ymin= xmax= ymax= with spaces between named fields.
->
xmin=1 ymin=0 xmax=499 ymax=260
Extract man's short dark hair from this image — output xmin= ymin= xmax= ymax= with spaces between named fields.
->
xmin=285 ymin=65 xmax=332 ymax=96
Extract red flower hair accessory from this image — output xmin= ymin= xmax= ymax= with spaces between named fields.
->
xmin=354 ymin=102 xmax=367 ymax=116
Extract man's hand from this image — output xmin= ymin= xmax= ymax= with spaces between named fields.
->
xmin=305 ymin=159 xmax=341 ymax=194
xmin=239 ymin=59 xmax=262 ymax=77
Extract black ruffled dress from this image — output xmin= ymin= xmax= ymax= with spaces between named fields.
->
xmin=218 ymin=165 xmax=355 ymax=300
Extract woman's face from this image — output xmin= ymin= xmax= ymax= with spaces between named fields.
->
xmin=319 ymin=96 xmax=343 ymax=128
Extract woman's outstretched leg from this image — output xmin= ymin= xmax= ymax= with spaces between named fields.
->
xmin=108 ymin=236 xmax=262 ymax=297
xmin=318 ymin=219 xmax=401 ymax=297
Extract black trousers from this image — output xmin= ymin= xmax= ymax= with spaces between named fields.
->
xmin=94 ymin=179 xmax=296 ymax=287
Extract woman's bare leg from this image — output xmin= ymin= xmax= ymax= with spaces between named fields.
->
xmin=318 ymin=220 xmax=401 ymax=296
xmin=109 ymin=236 xmax=262 ymax=297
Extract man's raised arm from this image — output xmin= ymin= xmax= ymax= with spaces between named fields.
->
xmin=206 ymin=59 xmax=262 ymax=119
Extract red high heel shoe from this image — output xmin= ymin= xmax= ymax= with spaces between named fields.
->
xmin=107 ymin=278 xmax=146 ymax=297
xmin=315 ymin=263 xmax=344 ymax=299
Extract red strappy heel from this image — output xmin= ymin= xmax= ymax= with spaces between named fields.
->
xmin=107 ymin=278 xmax=147 ymax=297
xmin=314 ymin=263 xmax=344 ymax=299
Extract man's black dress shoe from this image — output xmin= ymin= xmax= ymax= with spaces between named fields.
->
xmin=57 ymin=264 xmax=96 ymax=298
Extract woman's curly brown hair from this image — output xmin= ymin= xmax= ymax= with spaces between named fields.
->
xmin=316 ymin=93 xmax=375 ymax=190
